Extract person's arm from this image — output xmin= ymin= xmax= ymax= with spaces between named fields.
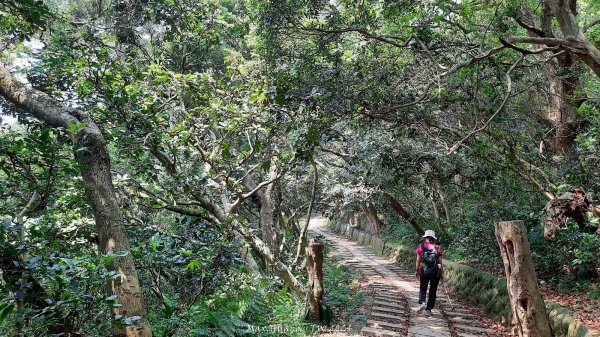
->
xmin=415 ymin=254 xmax=422 ymax=278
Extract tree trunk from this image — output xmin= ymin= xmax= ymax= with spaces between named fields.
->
xmin=543 ymin=53 xmax=580 ymax=157
xmin=437 ymin=187 xmax=451 ymax=224
xmin=305 ymin=238 xmax=324 ymax=321
xmin=363 ymin=202 xmax=383 ymax=236
xmin=76 ymin=122 xmax=151 ymax=337
xmin=285 ymin=209 xmax=301 ymax=236
xmin=258 ymin=163 xmax=283 ymax=254
xmin=243 ymin=230 xmax=307 ymax=298
xmin=543 ymin=0 xmax=600 ymax=78
xmin=0 ymin=62 xmax=152 ymax=337
xmin=293 ymin=159 xmax=318 ymax=265
xmin=384 ymin=192 xmax=425 ymax=236
xmin=518 ymin=5 xmax=582 ymax=157
xmin=431 ymin=196 xmax=445 ymax=236
xmin=495 ymin=221 xmax=552 ymax=337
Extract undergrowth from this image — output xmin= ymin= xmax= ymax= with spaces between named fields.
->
xmin=150 ymin=271 xmax=313 ymax=336
xmin=320 ymin=246 xmax=363 ymax=335
xmin=148 ymin=247 xmax=364 ymax=337
xmin=323 ymin=258 xmax=361 ymax=310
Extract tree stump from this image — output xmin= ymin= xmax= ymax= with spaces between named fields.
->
xmin=305 ymin=238 xmax=324 ymax=321
xmin=495 ymin=220 xmax=552 ymax=337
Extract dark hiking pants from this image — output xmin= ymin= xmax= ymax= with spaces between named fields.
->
xmin=418 ymin=273 xmax=440 ymax=310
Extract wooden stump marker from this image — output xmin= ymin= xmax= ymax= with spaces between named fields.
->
xmin=305 ymin=238 xmax=324 ymax=321
xmin=495 ymin=220 xmax=552 ymax=337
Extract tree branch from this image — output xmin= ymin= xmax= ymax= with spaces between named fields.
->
xmin=0 ymin=62 xmax=80 ymax=128
xmin=514 ymin=16 xmax=546 ymax=37
xmin=505 ymin=36 xmax=586 ymax=51
xmin=226 ymin=169 xmax=287 ymax=215
xmin=447 ymin=56 xmax=523 ymax=154
xmin=383 ymin=191 xmax=425 ymax=236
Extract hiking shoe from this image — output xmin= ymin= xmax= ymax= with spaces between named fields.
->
xmin=425 ymin=309 xmax=432 ymax=317
xmin=417 ymin=303 xmax=425 ymax=314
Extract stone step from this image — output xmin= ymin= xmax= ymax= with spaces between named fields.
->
xmin=374 ymin=296 xmax=404 ymax=303
xmin=408 ymin=326 xmax=451 ymax=337
xmin=448 ymin=316 xmax=477 ymax=323
xmin=442 ymin=308 xmax=470 ymax=313
xmin=446 ymin=311 xmax=476 ymax=317
xmin=361 ymin=327 xmax=403 ymax=337
xmin=373 ymin=291 xmax=397 ymax=296
xmin=366 ymin=320 xmax=406 ymax=329
xmin=371 ymin=306 xmax=406 ymax=315
xmin=410 ymin=298 xmax=448 ymax=303
xmin=452 ymin=324 xmax=494 ymax=333
xmin=412 ymin=316 xmax=447 ymax=325
xmin=370 ymin=311 xmax=406 ymax=320
xmin=372 ymin=300 xmax=404 ymax=308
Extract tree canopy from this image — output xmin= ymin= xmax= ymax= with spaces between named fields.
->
xmin=1 ymin=0 xmax=599 ymax=335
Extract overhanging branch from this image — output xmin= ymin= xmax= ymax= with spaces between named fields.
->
xmin=447 ymin=55 xmax=524 ymax=154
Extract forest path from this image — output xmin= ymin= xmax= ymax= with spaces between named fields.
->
xmin=308 ymin=218 xmax=501 ymax=337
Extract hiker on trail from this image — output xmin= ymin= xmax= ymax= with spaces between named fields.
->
xmin=415 ymin=229 xmax=443 ymax=317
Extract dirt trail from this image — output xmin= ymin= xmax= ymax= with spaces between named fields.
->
xmin=309 ymin=219 xmax=504 ymax=337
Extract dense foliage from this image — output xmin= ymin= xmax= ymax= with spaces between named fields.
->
xmin=1 ymin=0 xmax=599 ymax=335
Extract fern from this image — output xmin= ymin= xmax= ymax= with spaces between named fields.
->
xmin=180 ymin=274 xmax=315 ymax=337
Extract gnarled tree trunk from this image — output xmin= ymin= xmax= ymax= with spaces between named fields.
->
xmin=545 ymin=56 xmax=579 ymax=157
xmin=253 ymin=163 xmax=284 ymax=255
xmin=363 ymin=201 xmax=383 ymax=236
xmin=0 ymin=62 xmax=152 ymax=337
xmin=495 ymin=221 xmax=552 ymax=337
xmin=543 ymin=0 xmax=600 ymax=78
xmin=516 ymin=5 xmax=582 ymax=158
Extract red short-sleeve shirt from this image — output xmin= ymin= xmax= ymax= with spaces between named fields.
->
xmin=415 ymin=242 xmax=443 ymax=256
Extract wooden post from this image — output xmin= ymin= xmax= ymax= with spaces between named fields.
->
xmin=305 ymin=238 xmax=324 ymax=321
xmin=495 ymin=221 xmax=553 ymax=337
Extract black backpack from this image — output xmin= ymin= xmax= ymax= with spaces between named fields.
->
xmin=420 ymin=243 xmax=439 ymax=277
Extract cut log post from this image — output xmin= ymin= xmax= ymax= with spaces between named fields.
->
xmin=495 ymin=220 xmax=553 ymax=337
xmin=305 ymin=238 xmax=324 ymax=321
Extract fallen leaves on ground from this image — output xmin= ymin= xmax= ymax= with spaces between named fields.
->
xmin=540 ymin=284 xmax=600 ymax=331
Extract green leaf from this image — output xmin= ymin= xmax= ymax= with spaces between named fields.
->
xmin=187 ymin=258 xmax=201 ymax=271
xmin=0 ymin=303 xmax=14 ymax=320
xmin=67 ymin=123 xmax=87 ymax=134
